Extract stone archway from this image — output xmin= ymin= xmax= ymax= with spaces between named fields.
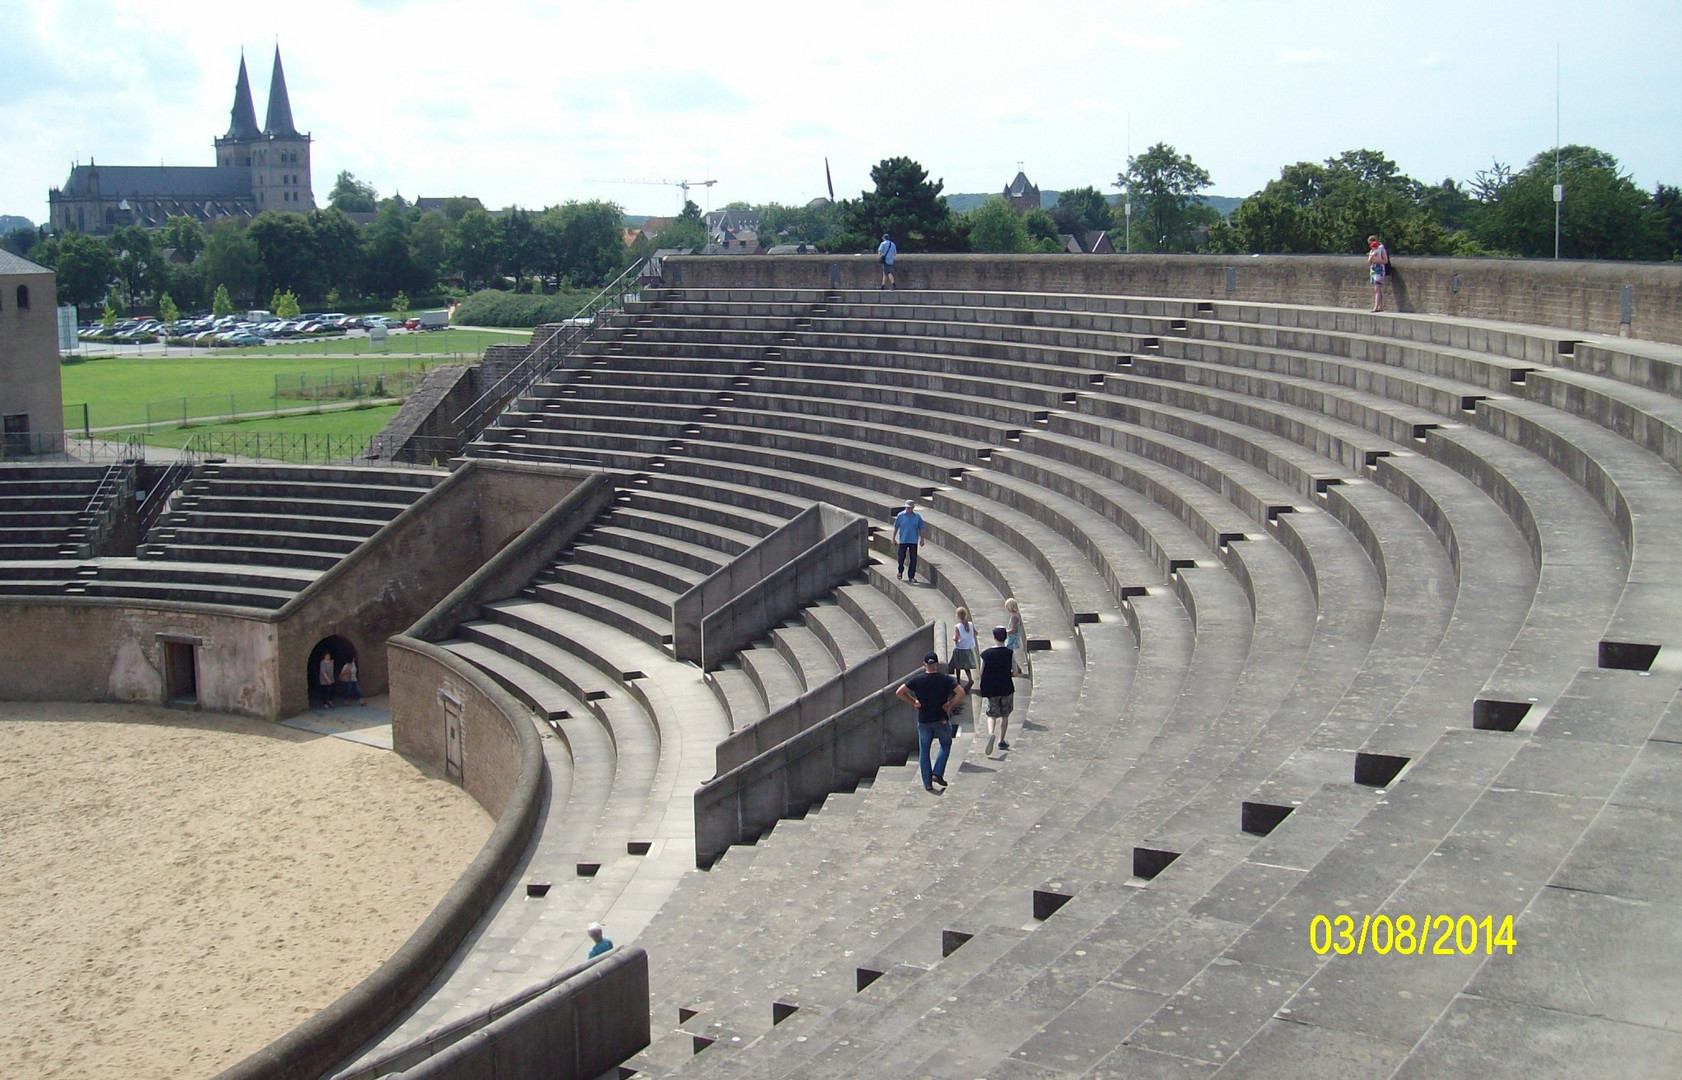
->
xmin=306 ymin=635 xmax=357 ymax=709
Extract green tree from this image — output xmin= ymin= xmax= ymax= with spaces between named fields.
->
xmin=755 ymin=200 xmax=843 ymax=250
xmin=550 ymin=200 xmax=626 ymax=286
xmin=1119 ymin=143 xmax=1214 ymax=252
xmin=101 ymin=297 xmax=118 ymax=331
xmin=445 ymin=206 xmax=503 ymax=289
xmin=966 ymin=198 xmax=1031 ymax=252
xmin=1226 ymin=150 xmax=1453 ymax=255
xmin=1655 ymin=185 xmax=1682 ymax=260
xmin=328 ymin=170 xmax=378 ymax=213
xmin=249 ymin=211 xmax=318 ymax=299
xmin=271 ymin=288 xmax=301 ymax=317
xmin=108 ymin=224 xmax=157 ymax=307
xmin=1474 ymin=145 xmax=1667 ymax=260
xmin=1022 ymin=209 xmax=1063 ymax=249
xmin=309 ymin=208 xmax=364 ymax=299
xmin=392 ymin=290 xmax=410 ymax=316
xmin=364 ymin=198 xmax=428 ymax=298
xmin=2 ymin=227 xmax=38 ymax=258
xmin=157 ymin=292 xmax=179 ymax=323
xmin=160 ymin=215 xmax=206 ymax=261
xmin=500 ymin=207 xmax=535 ymax=285
xmin=836 ymin=157 xmax=964 ymax=252
xmin=650 ymin=200 xmax=710 ymax=252
xmin=211 ymin=283 xmax=235 ymax=317
xmin=1049 ymin=186 xmax=1113 ymax=236
xmin=36 ymin=232 xmax=118 ymax=309
xmin=200 ymin=220 xmax=261 ymax=304
xmin=410 ymin=210 xmax=449 ymax=291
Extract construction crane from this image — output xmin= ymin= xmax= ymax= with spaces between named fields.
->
xmin=585 ymin=177 xmax=718 ymax=211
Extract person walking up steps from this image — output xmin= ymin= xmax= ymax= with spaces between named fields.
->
xmin=950 ymin=607 xmax=978 ymax=691
xmin=877 ymin=233 xmax=897 ymax=290
xmin=1003 ymin=597 xmax=1028 ymax=680
xmin=894 ymin=499 xmax=926 ymax=582
xmin=897 ymin=651 xmax=964 ymax=792
xmin=979 ymin=626 xmax=1018 ymax=755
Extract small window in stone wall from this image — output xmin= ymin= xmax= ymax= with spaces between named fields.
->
xmin=15 ymin=285 xmax=28 ymax=309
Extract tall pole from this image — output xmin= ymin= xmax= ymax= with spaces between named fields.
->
xmin=1554 ymin=45 xmax=1562 ymax=260
xmin=1124 ymin=111 xmax=1133 ymax=253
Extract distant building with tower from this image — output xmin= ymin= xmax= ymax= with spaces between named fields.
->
xmin=1003 ymin=171 xmax=1041 ymax=212
xmin=48 ymin=48 xmax=314 ymax=235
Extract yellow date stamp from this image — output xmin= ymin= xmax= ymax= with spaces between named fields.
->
xmin=1309 ymin=913 xmax=1515 ymax=957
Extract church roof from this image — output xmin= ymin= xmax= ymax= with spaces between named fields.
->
xmin=264 ymin=46 xmax=299 ymax=137
xmin=1007 ymin=171 xmax=1038 ymax=197
xmin=0 ymin=250 xmax=51 ymax=276
xmin=224 ymin=55 xmax=261 ymax=141
xmin=58 ymin=164 xmax=253 ymax=200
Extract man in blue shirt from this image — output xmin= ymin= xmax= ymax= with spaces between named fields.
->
xmin=894 ymin=499 xmax=925 ymax=582
xmin=877 ymin=233 xmax=897 ymax=290
xmin=587 ymin=922 xmax=613 ymax=958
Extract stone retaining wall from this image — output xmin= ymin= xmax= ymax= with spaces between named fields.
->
xmin=664 ymin=254 xmax=1682 ymax=346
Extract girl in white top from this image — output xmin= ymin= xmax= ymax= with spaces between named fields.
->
xmin=950 ymin=607 xmax=978 ymax=689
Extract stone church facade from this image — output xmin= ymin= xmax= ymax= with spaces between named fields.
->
xmin=48 ymin=48 xmax=314 ymax=235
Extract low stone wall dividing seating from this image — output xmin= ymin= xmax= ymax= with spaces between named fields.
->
xmin=694 ymin=671 xmax=928 ymax=869
xmin=712 ymin=618 xmax=935 ymax=776
xmin=356 ymin=948 xmax=650 ymax=1080
xmin=212 ymin=639 xmax=546 ymax=1080
xmin=671 ymin=501 xmax=868 ymax=668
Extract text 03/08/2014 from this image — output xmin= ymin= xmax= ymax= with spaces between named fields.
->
xmin=1308 ymin=913 xmax=1516 ymax=957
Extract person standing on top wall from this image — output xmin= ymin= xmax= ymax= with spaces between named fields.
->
xmin=1368 ymin=235 xmax=1391 ymax=312
xmin=878 ymin=233 xmax=898 ymax=290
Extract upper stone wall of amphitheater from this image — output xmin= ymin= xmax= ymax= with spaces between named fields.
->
xmin=661 ymin=254 xmax=1682 ymax=347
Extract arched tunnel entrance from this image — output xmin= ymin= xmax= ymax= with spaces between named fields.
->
xmin=307 ymin=635 xmax=358 ymax=709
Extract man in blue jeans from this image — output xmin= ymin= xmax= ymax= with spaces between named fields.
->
xmin=877 ymin=232 xmax=897 ymax=289
xmin=897 ymin=651 xmax=965 ymax=792
xmin=894 ymin=499 xmax=925 ymax=582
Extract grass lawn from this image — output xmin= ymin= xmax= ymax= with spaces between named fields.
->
xmin=211 ymin=328 xmax=519 ymax=357
xmin=61 ymin=353 xmax=437 ymax=429
xmin=141 ymin=403 xmax=402 ymax=451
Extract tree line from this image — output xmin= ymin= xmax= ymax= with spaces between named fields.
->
xmin=793 ymin=143 xmax=1682 ymax=261
xmin=6 ymin=144 xmax=1678 ymax=317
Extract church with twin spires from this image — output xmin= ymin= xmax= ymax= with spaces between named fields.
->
xmin=48 ymin=48 xmax=314 ymax=235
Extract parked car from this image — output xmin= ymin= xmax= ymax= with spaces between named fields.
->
xmin=220 ymin=331 xmax=265 ymax=346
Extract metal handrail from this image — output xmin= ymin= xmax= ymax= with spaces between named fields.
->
xmin=74 ymin=445 xmax=142 ymax=556
xmin=449 ymin=258 xmax=647 ymax=442
xmin=135 ymin=444 xmax=202 ymax=540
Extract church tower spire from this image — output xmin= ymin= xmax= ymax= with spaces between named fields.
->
xmin=224 ymin=53 xmax=261 ymax=141
xmin=263 ymin=46 xmax=299 ymax=137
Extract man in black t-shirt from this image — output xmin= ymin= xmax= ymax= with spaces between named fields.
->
xmin=977 ymin=626 xmax=1018 ymax=756
xmin=896 ymin=651 xmax=965 ymax=792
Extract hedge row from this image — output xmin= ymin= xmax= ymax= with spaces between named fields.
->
xmin=451 ymin=289 xmax=597 ymax=328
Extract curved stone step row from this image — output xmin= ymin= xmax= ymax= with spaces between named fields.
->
xmin=605 ymin=292 xmax=1655 ymax=1069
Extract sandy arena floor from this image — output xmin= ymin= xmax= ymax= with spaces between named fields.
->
xmin=0 ymin=702 xmax=494 ymax=1080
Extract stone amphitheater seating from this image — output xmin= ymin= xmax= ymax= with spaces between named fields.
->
xmin=0 ymin=462 xmax=113 ymax=562
xmin=441 ymin=279 xmax=1682 ymax=1078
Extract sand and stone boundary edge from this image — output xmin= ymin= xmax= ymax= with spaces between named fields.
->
xmin=210 ymin=643 xmax=545 ymax=1080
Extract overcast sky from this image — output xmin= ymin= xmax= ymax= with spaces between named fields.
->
xmin=4 ymin=0 xmax=1679 ymax=226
